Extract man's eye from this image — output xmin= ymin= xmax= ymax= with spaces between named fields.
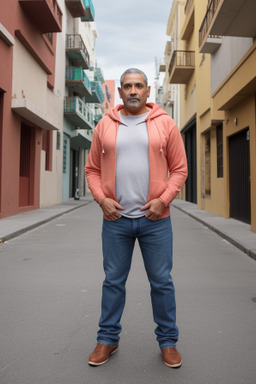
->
xmin=124 ymin=84 xmax=131 ymax=89
xmin=136 ymin=84 xmax=143 ymax=88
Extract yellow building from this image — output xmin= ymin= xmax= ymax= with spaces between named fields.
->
xmin=163 ymin=0 xmax=256 ymax=232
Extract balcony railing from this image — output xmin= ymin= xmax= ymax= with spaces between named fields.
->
xmin=66 ymin=34 xmax=90 ymax=69
xmin=168 ymin=50 xmax=195 ymax=84
xmin=199 ymin=0 xmax=221 ymax=48
xmin=65 ymin=0 xmax=86 ymax=18
xmin=19 ymin=0 xmax=62 ymax=33
xmin=81 ymin=0 xmax=95 ymax=22
xmin=94 ymin=104 xmax=104 ymax=123
xmin=65 ymin=67 xmax=91 ymax=97
xmin=64 ymin=96 xmax=94 ymax=130
xmin=85 ymin=81 xmax=105 ymax=104
xmin=94 ymin=67 xmax=105 ymax=83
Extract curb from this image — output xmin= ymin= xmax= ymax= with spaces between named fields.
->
xmin=0 ymin=200 xmax=92 ymax=244
xmin=172 ymin=203 xmax=256 ymax=261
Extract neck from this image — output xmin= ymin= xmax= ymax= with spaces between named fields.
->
xmin=120 ymin=106 xmax=150 ymax=116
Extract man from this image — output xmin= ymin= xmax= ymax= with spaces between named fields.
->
xmin=85 ymin=68 xmax=187 ymax=368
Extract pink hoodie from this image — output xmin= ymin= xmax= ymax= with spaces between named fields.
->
xmin=85 ymin=103 xmax=188 ymax=219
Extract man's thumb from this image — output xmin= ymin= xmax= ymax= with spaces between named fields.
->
xmin=141 ymin=202 xmax=150 ymax=211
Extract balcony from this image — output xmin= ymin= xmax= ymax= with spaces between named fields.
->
xmin=70 ymin=129 xmax=93 ymax=150
xmin=200 ymin=35 xmax=222 ymax=54
xmin=64 ymin=96 xmax=94 ymax=130
xmin=181 ymin=0 xmax=194 ymax=40
xmin=81 ymin=0 xmax=95 ymax=22
xmin=94 ymin=105 xmax=104 ymax=123
xmin=94 ymin=67 xmax=105 ymax=83
xmin=199 ymin=0 xmax=256 ymax=51
xmin=65 ymin=66 xmax=91 ymax=97
xmin=85 ymin=81 xmax=105 ymax=104
xmin=19 ymin=0 xmax=62 ymax=33
xmin=65 ymin=0 xmax=86 ymax=18
xmin=168 ymin=50 xmax=195 ymax=84
xmin=12 ymin=97 xmax=59 ymax=131
xmin=159 ymin=63 xmax=166 ymax=72
xmin=66 ymin=34 xmax=90 ymax=69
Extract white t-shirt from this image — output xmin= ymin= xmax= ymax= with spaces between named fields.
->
xmin=115 ymin=112 xmax=149 ymax=218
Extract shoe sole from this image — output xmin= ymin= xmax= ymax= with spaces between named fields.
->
xmin=88 ymin=347 xmax=118 ymax=366
xmin=163 ymin=359 xmax=182 ymax=368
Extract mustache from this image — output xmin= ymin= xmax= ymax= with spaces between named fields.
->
xmin=127 ymin=96 xmax=140 ymax=101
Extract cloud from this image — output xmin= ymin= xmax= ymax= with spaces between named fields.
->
xmin=93 ymin=0 xmax=173 ymax=86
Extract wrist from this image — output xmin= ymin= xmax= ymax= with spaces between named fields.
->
xmin=158 ymin=198 xmax=166 ymax=208
xmin=99 ymin=195 xmax=106 ymax=206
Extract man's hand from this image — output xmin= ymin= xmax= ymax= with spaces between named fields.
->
xmin=100 ymin=198 xmax=124 ymax=220
xmin=141 ymin=199 xmax=166 ymax=221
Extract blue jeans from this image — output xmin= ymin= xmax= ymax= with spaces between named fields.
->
xmin=97 ymin=215 xmax=179 ymax=350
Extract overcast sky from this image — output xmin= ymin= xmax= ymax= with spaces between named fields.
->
xmin=93 ymin=0 xmax=173 ymax=91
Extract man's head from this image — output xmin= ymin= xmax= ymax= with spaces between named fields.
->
xmin=118 ymin=68 xmax=151 ymax=116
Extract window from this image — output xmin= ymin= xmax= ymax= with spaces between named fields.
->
xmin=45 ymin=33 xmax=53 ymax=45
xmin=42 ymin=130 xmax=52 ymax=171
xmin=216 ymin=124 xmax=223 ymax=178
xmin=63 ymin=137 xmax=67 ymax=173
xmin=56 ymin=131 xmax=61 ymax=150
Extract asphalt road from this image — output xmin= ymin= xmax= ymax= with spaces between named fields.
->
xmin=0 ymin=201 xmax=256 ymax=384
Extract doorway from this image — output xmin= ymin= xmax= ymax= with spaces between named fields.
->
xmin=19 ymin=123 xmax=35 ymax=206
xmin=229 ymin=128 xmax=251 ymax=224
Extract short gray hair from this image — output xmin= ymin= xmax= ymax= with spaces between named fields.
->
xmin=120 ymin=68 xmax=148 ymax=87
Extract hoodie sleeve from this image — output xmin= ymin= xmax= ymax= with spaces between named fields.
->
xmin=84 ymin=128 xmax=105 ymax=205
xmin=159 ymin=124 xmax=188 ymax=206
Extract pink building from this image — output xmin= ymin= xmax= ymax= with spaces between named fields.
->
xmin=0 ymin=0 xmax=63 ymax=219
xmin=102 ymin=80 xmax=116 ymax=115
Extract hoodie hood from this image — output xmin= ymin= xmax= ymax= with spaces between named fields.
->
xmin=107 ymin=103 xmax=169 ymax=122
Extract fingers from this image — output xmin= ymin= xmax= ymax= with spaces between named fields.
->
xmin=100 ymin=198 xmax=123 ymax=220
xmin=140 ymin=203 xmax=149 ymax=211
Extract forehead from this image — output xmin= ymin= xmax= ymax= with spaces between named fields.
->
xmin=122 ymin=73 xmax=147 ymax=86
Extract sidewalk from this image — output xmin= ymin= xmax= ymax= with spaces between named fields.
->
xmin=0 ymin=196 xmax=255 ymax=261
xmin=171 ymin=199 xmax=256 ymax=261
xmin=0 ymin=196 xmax=93 ymax=244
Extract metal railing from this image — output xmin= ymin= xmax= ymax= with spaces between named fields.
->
xmin=64 ymin=97 xmax=94 ymax=129
xmin=168 ymin=50 xmax=195 ymax=76
xmin=91 ymin=81 xmax=105 ymax=104
xmin=65 ymin=66 xmax=91 ymax=93
xmin=66 ymin=34 xmax=90 ymax=65
xmin=199 ymin=0 xmax=221 ymax=47
xmin=94 ymin=67 xmax=105 ymax=83
xmin=83 ymin=0 xmax=95 ymax=19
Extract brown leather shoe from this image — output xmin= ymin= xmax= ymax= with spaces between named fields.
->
xmin=88 ymin=343 xmax=118 ymax=366
xmin=161 ymin=347 xmax=182 ymax=368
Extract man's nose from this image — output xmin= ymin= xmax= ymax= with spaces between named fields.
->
xmin=130 ymin=86 xmax=137 ymax=94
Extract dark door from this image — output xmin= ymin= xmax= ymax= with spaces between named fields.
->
xmin=229 ymin=129 xmax=251 ymax=224
xmin=19 ymin=123 xmax=34 ymax=206
xmin=185 ymin=124 xmax=197 ymax=204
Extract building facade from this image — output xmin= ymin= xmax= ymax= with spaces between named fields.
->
xmin=161 ymin=0 xmax=256 ymax=232
xmin=0 ymin=0 xmax=64 ymax=219
xmin=0 ymin=0 xmax=104 ymax=219
xmin=62 ymin=0 xmax=105 ymax=201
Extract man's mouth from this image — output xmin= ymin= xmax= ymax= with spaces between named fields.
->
xmin=128 ymin=97 xmax=140 ymax=102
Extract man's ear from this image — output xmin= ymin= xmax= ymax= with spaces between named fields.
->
xmin=147 ymin=86 xmax=151 ymax=98
xmin=118 ymin=87 xmax=122 ymax=99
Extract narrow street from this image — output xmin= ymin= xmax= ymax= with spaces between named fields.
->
xmin=0 ymin=201 xmax=256 ymax=384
